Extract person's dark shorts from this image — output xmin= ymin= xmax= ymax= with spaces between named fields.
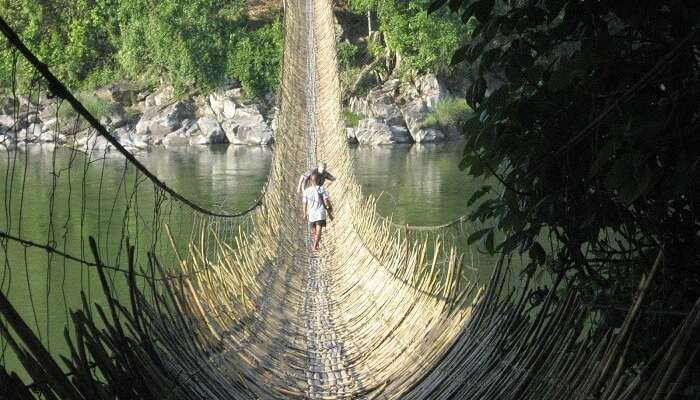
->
xmin=309 ymin=220 xmax=327 ymax=228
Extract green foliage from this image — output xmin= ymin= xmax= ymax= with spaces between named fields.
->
xmin=366 ymin=39 xmax=384 ymax=59
xmin=343 ymin=109 xmax=364 ymax=127
xmin=117 ymin=0 xmax=235 ymax=93
xmin=347 ymin=0 xmax=472 ymax=76
xmin=337 ymin=41 xmax=359 ymax=70
xmin=378 ymin=1 xmax=467 ymax=75
xmin=227 ymin=19 xmax=284 ymax=98
xmin=433 ymin=0 xmax=700 ymax=362
xmin=0 ymin=0 xmax=281 ymax=99
xmin=55 ymin=93 xmax=113 ymax=120
xmin=0 ymin=0 xmax=119 ymax=89
xmin=421 ymin=98 xmax=472 ymax=129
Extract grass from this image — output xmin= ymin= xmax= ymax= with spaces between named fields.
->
xmin=343 ymin=109 xmax=365 ymax=128
xmin=421 ymin=98 xmax=472 ymax=129
xmin=55 ymin=93 xmax=113 ymax=121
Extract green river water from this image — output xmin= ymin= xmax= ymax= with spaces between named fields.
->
xmin=1 ymin=142 xmax=504 ymax=378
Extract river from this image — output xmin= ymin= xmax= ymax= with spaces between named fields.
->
xmin=1 ymin=142 xmax=502 ymax=379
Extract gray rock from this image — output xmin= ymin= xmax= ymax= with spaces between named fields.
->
xmin=0 ymin=114 xmax=14 ymax=128
xmin=15 ymin=123 xmax=44 ymax=142
xmin=346 ymin=127 xmax=358 ymax=144
xmin=135 ymin=101 xmax=195 ymax=138
xmin=143 ymin=85 xmax=174 ymax=108
xmin=412 ymin=127 xmax=446 ymax=143
xmin=75 ymin=132 xmax=113 ymax=151
xmin=208 ymin=86 xmax=245 ymax=119
xmin=162 ymin=128 xmax=190 ymax=146
xmin=162 ymin=101 xmax=193 ymax=130
xmin=0 ymin=129 xmax=15 ymax=144
xmin=10 ymin=112 xmax=40 ymax=131
xmin=192 ymin=116 xmax=228 ymax=145
xmin=41 ymin=118 xmax=58 ymax=132
xmin=371 ymin=98 xmax=403 ymax=126
xmin=223 ymin=106 xmax=273 ymax=145
xmin=352 ymin=118 xmax=412 ymax=145
xmin=125 ymin=132 xmax=150 ymax=150
xmin=349 ymin=79 xmax=403 ymax=127
xmin=415 ymin=73 xmax=448 ymax=108
xmin=100 ymin=103 xmax=127 ymax=129
xmin=268 ymin=106 xmax=279 ymax=133
xmin=400 ymin=98 xmax=428 ymax=140
xmin=348 ymin=96 xmax=371 ymax=117
xmin=0 ymin=97 xmax=19 ymax=116
xmin=95 ymin=82 xmax=145 ymax=107
xmin=38 ymin=131 xmax=65 ymax=144
xmin=112 ymin=126 xmax=130 ymax=141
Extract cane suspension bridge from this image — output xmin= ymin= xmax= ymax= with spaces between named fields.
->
xmin=0 ymin=0 xmax=698 ymax=399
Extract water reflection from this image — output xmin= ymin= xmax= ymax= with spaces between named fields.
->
xmin=1 ymin=142 xmax=508 ymax=380
xmin=133 ymin=145 xmax=272 ymax=212
xmin=0 ymin=144 xmax=272 ymax=378
xmin=350 ymin=142 xmax=492 ymax=225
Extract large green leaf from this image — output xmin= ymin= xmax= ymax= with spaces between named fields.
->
xmin=467 ymin=0 xmax=495 ymax=22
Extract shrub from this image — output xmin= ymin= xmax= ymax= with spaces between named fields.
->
xmin=343 ymin=109 xmax=364 ymax=127
xmin=337 ymin=41 xmax=360 ymax=70
xmin=227 ymin=19 xmax=283 ymax=99
xmin=421 ymin=98 xmax=472 ymax=130
xmin=55 ymin=93 xmax=113 ymax=121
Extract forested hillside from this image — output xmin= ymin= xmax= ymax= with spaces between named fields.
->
xmin=0 ymin=0 xmax=283 ymax=97
xmin=1 ymin=1 xmax=474 ymax=97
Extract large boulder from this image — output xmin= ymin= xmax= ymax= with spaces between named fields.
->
xmin=414 ymin=73 xmax=449 ymax=108
xmin=117 ymin=130 xmax=150 ymax=151
xmin=0 ymin=128 xmax=15 ymax=145
xmin=400 ymin=98 xmax=446 ymax=143
xmin=223 ymin=105 xmax=274 ymax=146
xmin=208 ymin=83 xmax=246 ymax=118
xmin=98 ymin=103 xmax=128 ymax=130
xmin=0 ymin=97 xmax=18 ymax=115
xmin=75 ymin=133 xmax=114 ymax=152
xmin=351 ymin=118 xmax=412 ymax=145
xmin=134 ymin=100 xmax=195 ymax=139
xmin=162 ymin=127 xmax=191 ymax=146
xmin=268 ymin=106 xmax=279 ymax=134
xmin=349 ymin=79 xmax=403 ymax=126
xmin=95 ymin=82 xmax=147 ymax=107
xmin=0 ymin=114 xmax=14 ymax=129
xmin=143 ymin=85 xmax=174 ymax=108
xmin=191 ymin=116 xmax=228 ymax=145
xmin=346 ymin=127 xmax=359 ymax=145
xmin=412 ymin=128 xmax=446 ymax=143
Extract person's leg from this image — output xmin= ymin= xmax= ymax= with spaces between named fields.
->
xmin=313 ymin=224 xmax=322 ymax=250
xmin=309 ymin=222 xmax=315 ymax=247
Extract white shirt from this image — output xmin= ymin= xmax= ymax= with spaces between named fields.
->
xmin=303 ymin=185 xmax=329 ymax=222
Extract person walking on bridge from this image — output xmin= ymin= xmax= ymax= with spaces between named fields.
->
xmin=303 ymin=172 xmax=332 ymax=251
xmin=298 ymin=161 xmax=336 ymax=193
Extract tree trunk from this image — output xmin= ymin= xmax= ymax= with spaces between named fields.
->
xmin=344 ymin=56 xmax=383 ymax=101
xmin=367 ymin=10 xmax=372 ymax=36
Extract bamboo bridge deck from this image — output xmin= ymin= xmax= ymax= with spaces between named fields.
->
xmin=0 ymin=0 xmax=698 ymax=399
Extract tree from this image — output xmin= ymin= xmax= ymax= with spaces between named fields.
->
xmin=227 ymin=19 xmax=283 ymax=98
xmin=1 ymin=0 xmax=280 ymax=99
xmin=432 ymin=0 xmax=700 ymax=363
xmin=117 ymin=0 xmax=236 ymax=93
xmin=347 ymin=0 xmax=472 ymax=77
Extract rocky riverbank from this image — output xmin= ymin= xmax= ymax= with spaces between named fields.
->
xmin=0 ymin=73 xmax=463 ymax=151
xmin=346 ymin=74 xmax=462 ymax=145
